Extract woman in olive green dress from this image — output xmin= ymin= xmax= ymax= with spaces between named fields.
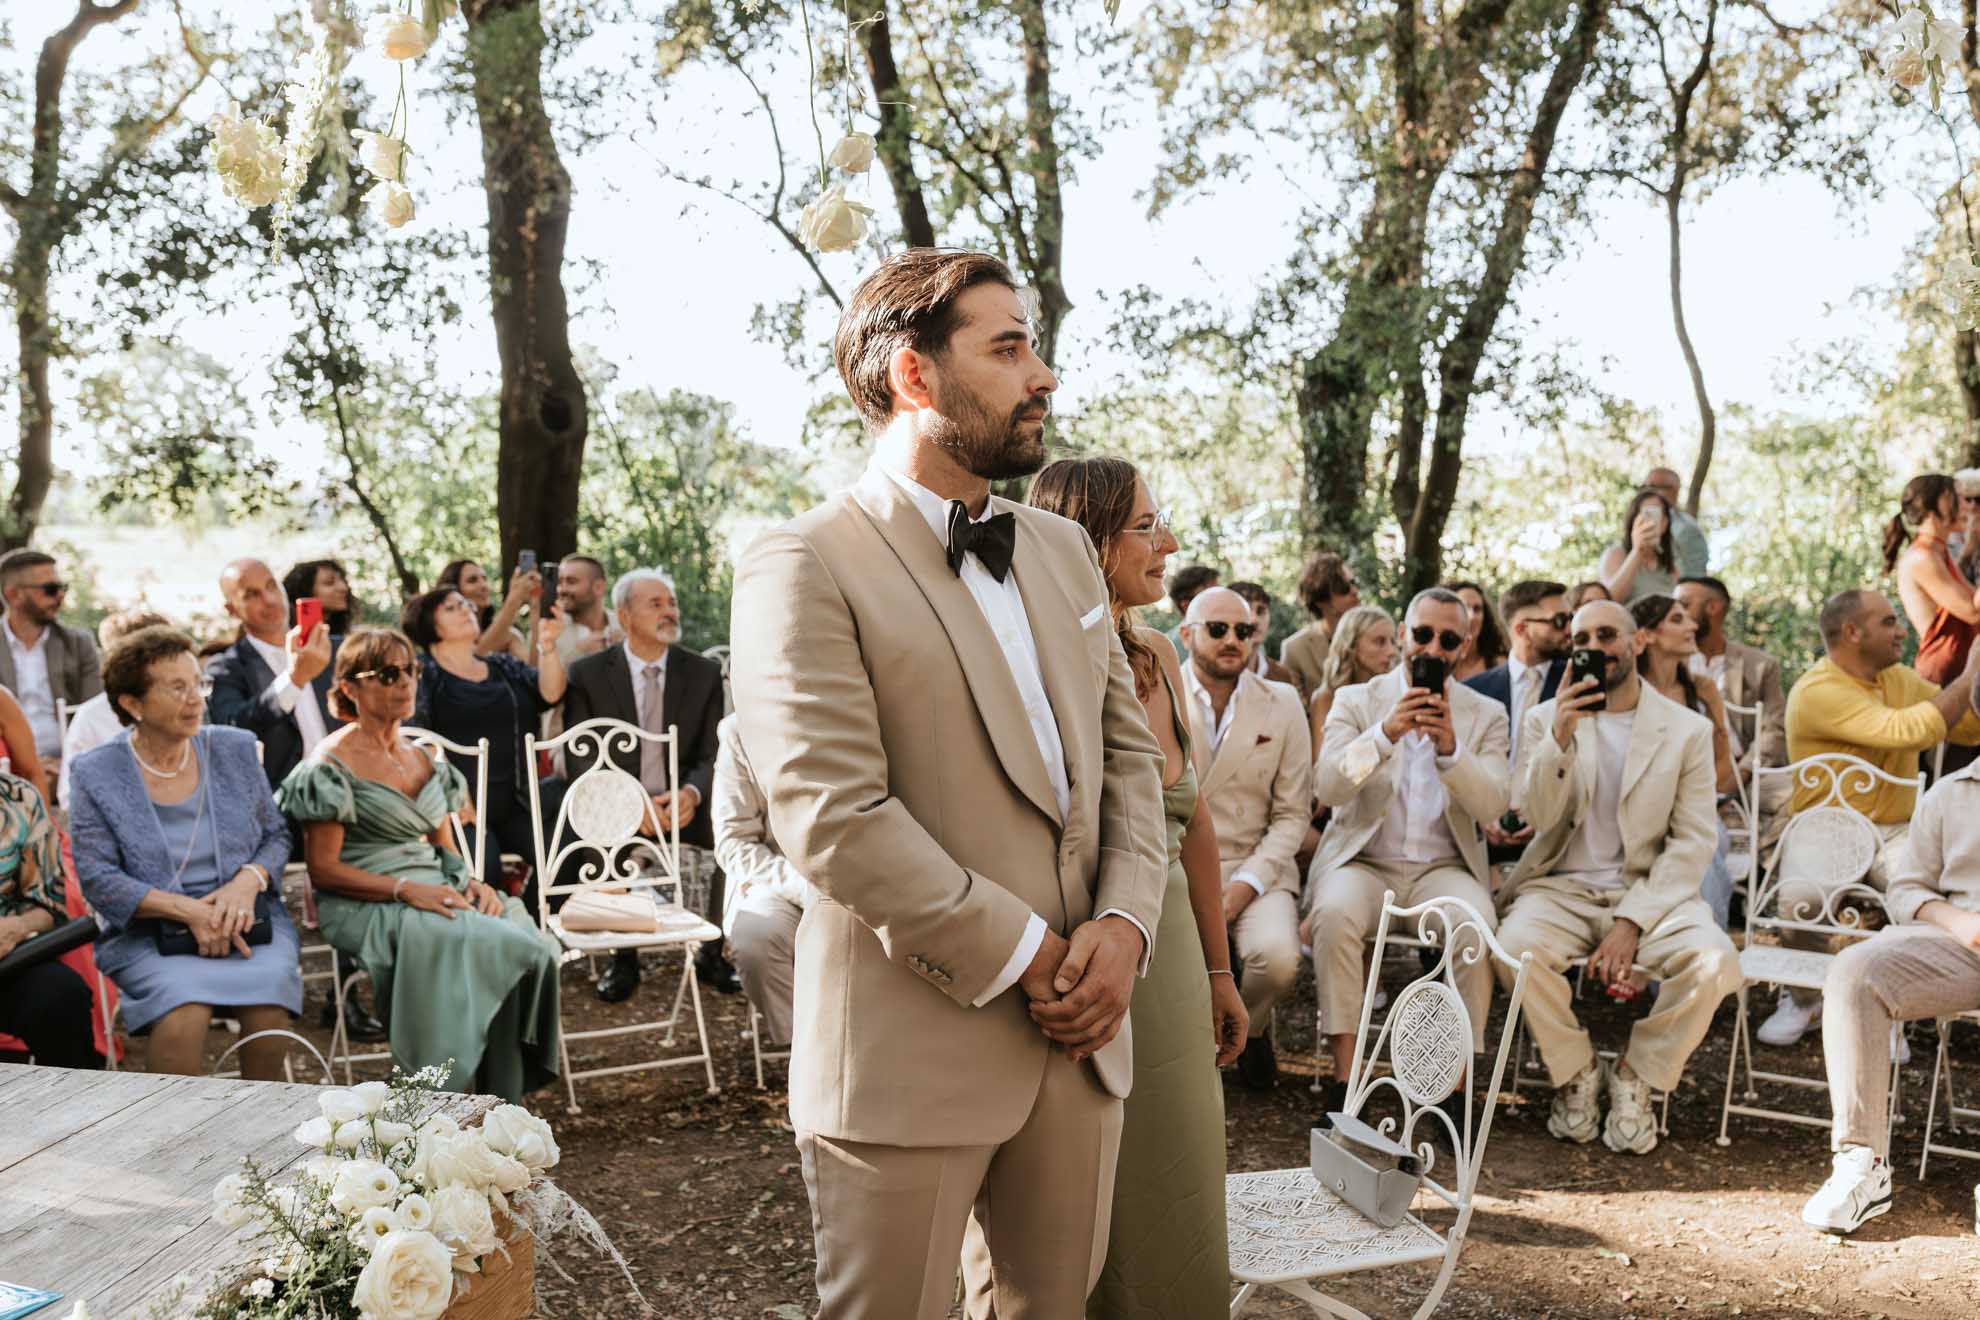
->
xmin=277 ymin=627 xmax=561 ymax=1102
xmin=1029 ymin=457 xmax=1248 ymax=1318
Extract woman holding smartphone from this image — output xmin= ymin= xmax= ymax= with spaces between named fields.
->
xmin=1598 ymin=489 xmax=1680 ymax=604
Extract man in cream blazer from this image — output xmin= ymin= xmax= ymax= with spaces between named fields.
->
xmin=1181 ymin=588 xmax=1311 ymax=1088
xmin=1306 ymin=588 xmax=1509 ymax=1101
xmin=730 ymin=251 xmax=1166 ymax=1319
xmin=1500 ymin=599 xmax=1741 ymax=1157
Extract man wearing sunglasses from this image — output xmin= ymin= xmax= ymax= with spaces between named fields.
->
xmin=1180 ymin=587 xmax=1311 ymax=1089
xmin=1497 ymin=599 xmax=1741 ymax=1156
xmin=1307 ymin=587 xmax=1510 ymax=1111
xmin=0 ymin=548 xmax=103 ymax=784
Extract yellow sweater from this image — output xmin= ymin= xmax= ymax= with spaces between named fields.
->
xmin=1784 ymin=658 xmax=1980 ymax=821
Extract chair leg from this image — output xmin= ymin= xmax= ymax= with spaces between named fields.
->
xmin=751 ymin=1004 xmax=767 ymax=1092
xmin=96 ymin=970 xmax=118 ymax=1072
xmin=330 ymin=953 xmax=353 ymax=1086
xmin=1716 ymin=985 xmax=1747 ymax=1148
xmin=1920 ymin=1020 xmax=1950 ymax=1181
xmin=663 ymin=950 xmax=692 ymax=1046
xmin=686 ymin=961 xmax=719 ymax=1096
xmin=560 ymin=1009 xmax=582 ymax=1115
xmin=1229 ymin=1282 xmax=1254 ymax=1317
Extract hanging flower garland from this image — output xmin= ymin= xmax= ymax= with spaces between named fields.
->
xmin=792 ymin=0 xmax=879 ymax=254
xmin=1879 ymin=5 xmax=1980 ymax=327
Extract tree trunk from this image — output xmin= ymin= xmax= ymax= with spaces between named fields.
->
xmin=462 ymin=0 xmax=587 ymax=576
xmin=1402 ymin=0 xmax=1609 ymax=592
xmin=1669 ymin=184 xmax=1717 ymax=516
xmin=1015 ymin=0 xmax=1071 ymax=368
xmin=859 ymin=5 xmax=936 ymax=249
xmin=0 ymin=0 xmax=140 ymax=549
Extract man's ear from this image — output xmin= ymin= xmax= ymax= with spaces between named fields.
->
xmin=887 ymin=346 xmax=935 ymax=415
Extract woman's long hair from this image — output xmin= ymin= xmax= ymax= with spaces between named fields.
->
xmin=1319 ymin=605 xmax=1395 ymax=693
xmin=1630 ymin=593 xmax=1701 ymax=714
xmin=1441 ymin=579 xmax=1508 ymax=669
xmin=284 ymin=558 xmax=355 ymax=633
xmin=1619 ymin=489 xmax=1676 ymax=575
xmin=1883 ymin=473 xmax=1957 ymax=575
xmin=436 ymin=558 xmax=495 ymax=630
xmin=1026 ymin=456 xmax=1162 ymax=699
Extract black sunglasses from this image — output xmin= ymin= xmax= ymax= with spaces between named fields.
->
xmin=24 ymin=582 xmax=66 ymax=596
xmin=1201 ymin=621 xmax=1258 ymax=642
xmin=1520 ymin=611 xmax=1572 ymax=631
xmin=350 ymin=663 xmax=419 ymax=686
xmin=1411 ymin=625 xmax=1464 ymax=651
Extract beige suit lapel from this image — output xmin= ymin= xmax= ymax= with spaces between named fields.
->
xmin=1203 ymin=672 xmax=1269 ymax=798
xmin=1620 ymin=688 xmax=1665 ymax=803
xmin=851 ymin=471 xmax=1062 ymax=825
xmin=1006 ymin=506 xmax=1085 ymax=820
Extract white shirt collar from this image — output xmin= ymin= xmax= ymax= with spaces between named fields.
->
xmin=873 ymin=457 xmax=993 ymax=546
xmin=624 ymin=641 xmax=669 ymax=676
xmin=6 ymin=622 xmax=46 ymax=656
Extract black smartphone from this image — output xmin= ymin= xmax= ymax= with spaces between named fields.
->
xmin=1408 ymin=653 xmax=1448 ymax=694
xmin=1499 ymin=809 xmax=1525 ymax=833
xmin=517 ymin=548 xmax=538 ymax=576
xmin=1569 ymin=648 xmax=1609 ymax=710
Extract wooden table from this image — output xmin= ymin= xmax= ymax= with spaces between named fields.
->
xmin=0 ymin=1066 xmax=495 ymax=1316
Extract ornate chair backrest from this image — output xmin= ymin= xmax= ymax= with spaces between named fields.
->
xmin=1343 ymin=894 xmax=1532 ymax=1228
xmin=524 ymin=717 xmax=682 ymax=924
xmin=1746 ymin=752 xmax=1918 ymax=943
xmin=401 ymin=730 xmax=490 ymax=886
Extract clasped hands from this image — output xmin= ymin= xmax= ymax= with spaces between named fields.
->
xmin=1380 ymin=685 xmax=1456 ymax=756
xmin=1019 ymin=915 xmax=1144 ymax=1063
xmin=175 ymin=868 xmax=269 ymax=959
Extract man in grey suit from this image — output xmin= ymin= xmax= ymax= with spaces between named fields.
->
xmin=0 ymin=548 xmax=102 ymax=784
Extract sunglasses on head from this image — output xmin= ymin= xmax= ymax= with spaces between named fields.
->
xmin=1410 ymin=625 xmax=1464 ymax=651
xmin=1201 ymin=621 xmax=1257 ymax=642
xmin=349 ymin=663 xmax=418 ymax=686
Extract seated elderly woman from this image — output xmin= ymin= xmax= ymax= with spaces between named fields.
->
xmin=70 ymin=627 xmax=302 ymax=1078
xmin=277 ymin=627 xmax=560 ymax=1101
xmin=0 ymin=768 xmax=100 ymax=1068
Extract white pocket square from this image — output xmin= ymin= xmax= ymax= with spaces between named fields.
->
xmin=1079 ymin=603 xmax=1108 ymax=629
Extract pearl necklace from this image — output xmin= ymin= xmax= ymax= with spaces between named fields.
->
xmin=130 ymin=736 xmax=192 ymax=779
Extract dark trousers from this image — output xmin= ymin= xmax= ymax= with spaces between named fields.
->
xmin=0 ymin=960 xmax=103 ymax=1070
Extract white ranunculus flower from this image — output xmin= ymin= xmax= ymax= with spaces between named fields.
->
xmin=798 ymin=184 xmax=874 ymax=254
xmin=478 ymin=1105 xmax=560 ymax=1173
xmin=212 ymin=1172 xmax=252 ymax=1229
xmin=419 ymin=1114 xmax=461 ymax=1141
xmin=396 ymin=1191 xmax=434 ymax=1232
xmin=305 ymin=1155 xmax=344 ymax=1185
xmin=331 ymin=1159 xmax=402 ymax=1214
xmin=352 ymin=129 xmax=406 ymax=182
xmin=320 ymin=1089 xmax=367 ymax=1124
xmin=367 ymin=180 xmax=417 ymax=229
xmin=207 ymin=102 xmax=283 ymax=209
xmin=335 ymin=1121 xmax=370 ymax=1152
xmin=294 ymin=1116 xmax=334 ymax=1150
xmin=427 ymin=1184 xmax=501 ymax=1268
xmin=366 ymin=11 xmax=433 ymax=61
xmin=826 ymin=131 xmax=876 ymax=173
xmin=352 ymin=1080 xmax=394 ymax=1115
xmin=352 ymin=1229 xmax=455 ymax=1320
xmin=352 ymin=1204 xmax=402 ymax=1251
xmin=372 ymin=1119 xmax=415 ymax=1148
xmin=426 ymin=1130 xmax=528 ymax=1195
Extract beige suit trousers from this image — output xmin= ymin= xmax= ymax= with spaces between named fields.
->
xmin=1232 ymin=889 xmax=1301 ymax=1038
xmin=1310 ymin=856 xmax=1494 ymax=1050
xmin=728 ymin=890 xmax=802 ymax=1046
xmin=1825 ymin=924 xmax=1980 ymax=1157
xmin=800 ymin=1049 xmax=1122 ymax=1319
xmin=1496 ymin=875 xmax=1742 ymax=1093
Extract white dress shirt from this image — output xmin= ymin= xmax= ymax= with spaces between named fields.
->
xmin=875 ymin=461 xmax=1148 ymax=1005
xmin=244 ymin=632 xmax=329 ymax=755
xmin=6 ymin=624 xmax=58 ymax=757
xmin=625 ymin=642 xmax=669 ymax=725
xmin=1553 ymin=710 xmax=1636 ymax=892
xmin=1361 ymin=725 xmax=1463 ymax=863
xmin=1181 ymin=661 xmax=1240 ymax=760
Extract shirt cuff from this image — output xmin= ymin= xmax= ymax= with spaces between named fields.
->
xmin=267 ymin=673 xmax=302 ymax=714
xmin=1435 ymin=741 xmax=1464 ymax=771
xmin=1370 ymin=722 xmax=1395 ymax=754
xmin=1097 ymin=907 xmax=1154 ymax=977
xmin=1231 ymin=872 xmax=1266 ymax=897
xmin=973 ymin=912 xmax=1047 ymax=1007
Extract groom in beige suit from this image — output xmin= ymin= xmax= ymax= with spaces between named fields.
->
xmin=729 ymin=250 xmax=1167 ymax=1319
xmin=1499 ymin=599 xmax=1741 ymax=1157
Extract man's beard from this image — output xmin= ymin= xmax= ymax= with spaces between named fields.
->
xmin=925 ymin=375 xmax=1049 ymax=481
xmin=657 ymin=622 xmax=682 ymax=646
xmin=1692 ymin=613 xmax=1713 ymax=643
xmin=1539 ymin=635 xmax=1572 ymax=662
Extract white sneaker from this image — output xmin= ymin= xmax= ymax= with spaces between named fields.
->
xmin=1758 ymin=989 xmax=1821 ymax=1046
xmin=1547 ymin=1062 xmax=1602 ymax=1144
xmin=1602 ymin=1062 xmax=1659 ymax=1155
xmin=1801 ymin=1146 xmax=1892 ymax=1233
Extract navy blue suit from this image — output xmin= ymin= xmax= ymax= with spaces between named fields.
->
xmin=205 ymin=634 xmax=341 ymax=793
xmin=1464 ymin=658 xmax=1565 ymax=865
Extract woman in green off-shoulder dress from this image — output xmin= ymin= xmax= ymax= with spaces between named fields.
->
xmin=276 ymin=627 xmax=561 ymax=1102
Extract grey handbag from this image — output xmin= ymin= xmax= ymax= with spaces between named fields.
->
xmin=1310 ymin=1110 xmax=1424 ymax=1228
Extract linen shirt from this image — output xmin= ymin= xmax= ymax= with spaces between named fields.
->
xmin=1361 ymin=725 xmax=1463 ymax=864
xmin=1887 ymin=760 xmax=1980 ymax=924
xmin=244 ymin=632 xmax=329 ymax=755
xmin=874 ymin=461 xmax=1148 ymax=1003
xmin=1181 ymin=662 xmax=1241 ymax=760
xmin=6 ymin=624 xmax=58 ymax=756
xmin=1553 ymin=710 xmax=1636 ymax=891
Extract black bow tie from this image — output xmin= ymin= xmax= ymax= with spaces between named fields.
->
xmin=945 ymin=500 xmax=1017 ymax=583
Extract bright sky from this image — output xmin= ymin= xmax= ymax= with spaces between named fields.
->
xmin=18 ymin=2 xmax=1947 ymax=487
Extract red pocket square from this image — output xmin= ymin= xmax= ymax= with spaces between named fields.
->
xmin=1255 ymin=734 xmax=1272 ymax=746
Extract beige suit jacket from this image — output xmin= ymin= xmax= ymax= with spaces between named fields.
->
xmin=1505 ymin=683 xmax=1718 ymax=933
xmin=729 ymin=467 xmax=1167 ymax=1147
xmin=1306 ymin=667 xmax=1511 ymax=900
xmin=1280 ymin=623 xmax=1331 ymax=705
xmin=1186 ymin=669 xmax=1311 ymax=896
xmin=1719 ymin=639 xmax=1788 ymax=773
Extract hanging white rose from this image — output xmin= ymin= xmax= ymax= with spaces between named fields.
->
xmin=207 ymin=102 xmax=284 ymax=209
xmin=351 ymin=1229 xmax=455 ymax=1320
xmin=367 ymin=181 xmax=417 ymax=229
xmin=353 ymin=129 xmax=406 ymax=182
xmin=477 ymin=1105 xmax=560 ymax=1173
xmin=827 ymin=132 xmax=877 ymax=173
xmin=367 ymin=10 xmax=434 ymax=61
xmin=799 ymin=184 xmax=875 ymax=253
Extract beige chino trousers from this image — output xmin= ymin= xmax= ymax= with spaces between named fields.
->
xmin=1310 ymin=856 xmax=1495 ymax=1050
xmin=1825 ymin=924 xmax=1980 ymax=1157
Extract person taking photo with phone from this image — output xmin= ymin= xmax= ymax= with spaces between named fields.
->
xmin=1598 ymin=489 xmax=1681 ymax=605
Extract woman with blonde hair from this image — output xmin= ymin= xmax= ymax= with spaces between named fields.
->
xmin=1308 ymin=605 xmax=1399 ymax=762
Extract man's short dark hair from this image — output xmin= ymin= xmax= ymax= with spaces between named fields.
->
xmin=833 ymin=249 xmax=1021 ymax=432
xmin=1679 ymin=575 xmax=1731 ymax=607
xmin=103 ymin=626 xmax=198 ymax=726
xmin=0 ymin=548 xmax=55 ymax=591
xmin=1227 ymin=581 xmax=1272 ymax=613
xmin=1499 ymin=579 xmax=1569 ymax=622
xmin=559 ymin=554 xmax=605 ymax=583
xmin=1296 ymin=551 xmax=1353 ymax=618
xmin=1166 ymin=564 xmax=1220 ymax=613
xmin=1819 ymin=589 xmax=1872 ymax=646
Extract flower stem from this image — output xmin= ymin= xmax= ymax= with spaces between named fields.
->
xmin=798 ymin=0 xmax=827 ymax=191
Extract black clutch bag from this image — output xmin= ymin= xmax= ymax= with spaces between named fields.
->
xmin=0 ymin=914 xmax=99 ymax=982
xmin=153 ymin=889 xmax=274 ymax=957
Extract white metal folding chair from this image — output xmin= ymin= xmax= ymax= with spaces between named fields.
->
xmin=1716 ymin=753 xmax=1916 ymax=1146
xmin=1721 ymin=700 xmax=1761 ymax=888
xmin=1920 ymin=1007 xmax=1980 ymax=1178
xmin=53 ymin=697 xmax=77 ymax=756
xmin=1228 ymin=894 xmax=1533 ymax=1319
xmin=527 ymin=717 xmax=720 ymax=1112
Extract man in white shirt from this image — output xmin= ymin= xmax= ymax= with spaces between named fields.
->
xmin=1180 ymin=587 xmax=1311 ymax=1088
xmin=57 ymin=609 xmax=171 ymax=812
xmin=1307 ymin=588 xmax=1510 ymax=1107
xmin=1498 ymin=599 xmax=1740 ymax=1156
xmin=552 ymin=555 xmax=620 ymax=666
xmin=0 ymin=548 xmax=103 ymax=784
xmin=712 ymin=712 xmax=816 ymax=1046
xmin=205 ymin=558 xmax=336 ymax=795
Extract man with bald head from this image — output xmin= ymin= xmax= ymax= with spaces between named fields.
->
xmin=1498 ymin=599 xmax=1740 ymax=1156
xmin=206 ymin=558 xmax=339 ymax=793
xmin=1644 ymin=467 xmax=1708 ymax=577
xmin=1180 ymin=586 xmax=1310 ymax=1088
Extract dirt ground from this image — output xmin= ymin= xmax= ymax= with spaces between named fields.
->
xmin=247 ymin=949 xmax=1980 ymax=1320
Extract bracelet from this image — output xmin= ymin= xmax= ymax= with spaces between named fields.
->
xmin=1208 ymin=968 xmax=1235 ymax=980
xmin=391 ymin=878 xmax=408 ymax=903
xmin=242 ymin=863 xmax=271 ymax=891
